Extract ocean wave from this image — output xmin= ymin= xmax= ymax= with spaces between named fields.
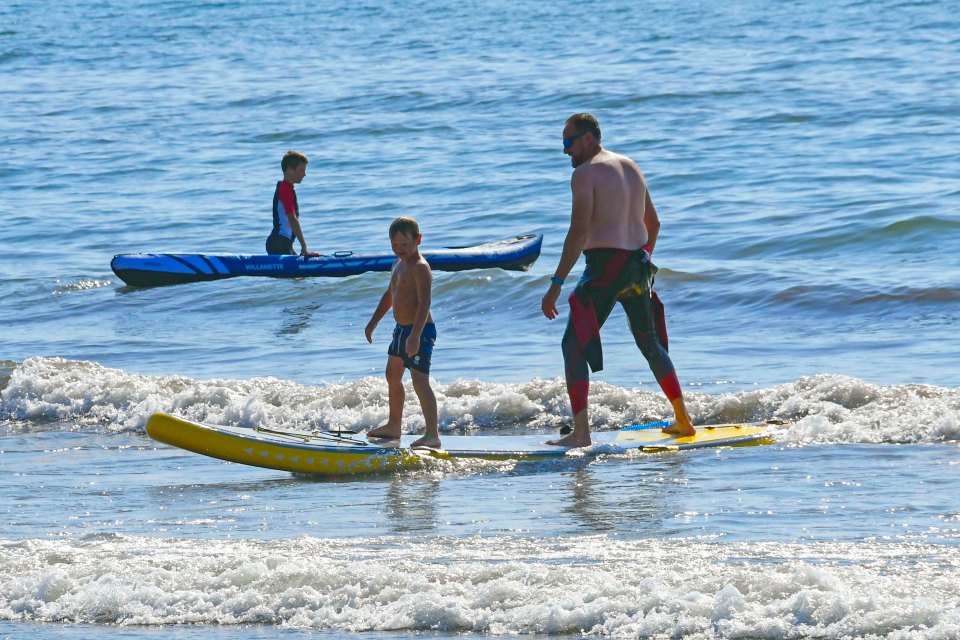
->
xmin=1 ymin=358 xmax=957 ymax=445
xmin=1 ymin=535 xmax=958 ymax=637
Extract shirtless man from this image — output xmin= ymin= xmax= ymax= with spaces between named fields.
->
xmin=365 ymin=217 xmax=440 ymax=448
xmin=541 ymin=113 xmax=696 ymax=447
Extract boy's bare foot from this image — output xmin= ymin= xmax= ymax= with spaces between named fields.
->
xmin=409 ymin=435 xmax=441 ymax=449
xmin=367 ymin=424 xmax=401 ymax=440
xmin=546 ymin=432 xmax=591 ymax=448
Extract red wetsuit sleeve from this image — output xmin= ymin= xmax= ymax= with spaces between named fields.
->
xmin=277 ymin=181 xmax=298 ymax=217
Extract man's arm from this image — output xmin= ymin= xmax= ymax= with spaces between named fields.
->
xmin=642 ymin=189 xmax=660 ymax=254
xmin=541 ymin=169 xmax=593 ymax=319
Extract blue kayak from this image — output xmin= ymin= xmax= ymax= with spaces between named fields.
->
xmin=111 ymin=233 xmax=542 ymax=287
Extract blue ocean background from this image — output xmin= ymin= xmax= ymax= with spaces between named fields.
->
xmin=2 ymin=1 xmax=959 ymax=638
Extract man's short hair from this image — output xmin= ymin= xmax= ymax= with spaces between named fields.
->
xmin=281 ymin=150 xmax=309 ymax=172
xmin=566 ymin=113 xmax=601 ymax=142
xmin=389 ymin=216 xmax=420 ymax=238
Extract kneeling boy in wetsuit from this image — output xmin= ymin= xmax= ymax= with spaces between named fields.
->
xmin=266 ymin=150 xmax=319 ymax=257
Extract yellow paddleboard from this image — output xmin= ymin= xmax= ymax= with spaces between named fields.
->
xmin=146 ymin=412 xmax=778 ymax=477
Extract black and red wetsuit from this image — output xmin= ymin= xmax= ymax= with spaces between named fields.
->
xmin=265 ymin=180 xmax=299 ymax=255
xmin=562 ymin=247 xmax=681 ymax=416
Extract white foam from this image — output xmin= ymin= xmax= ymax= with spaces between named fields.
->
xmin=1 ymin=535 xmax=959 ymax=637
xmin=2 ymin=358 xmax=958 ymax=445
xmin=52 ymin=280 xmax=113 ymax=294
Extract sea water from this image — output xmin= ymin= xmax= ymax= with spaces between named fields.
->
xmin=1 ymin=0 xmax=959 ymax=638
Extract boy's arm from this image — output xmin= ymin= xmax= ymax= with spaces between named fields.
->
xmin=405 ymin=264 xmax=433 ymax=355
xmin=365 ymin=287 xmax=392 ymax=343
xmin=286 ymin=212 xmax=316 ymax=256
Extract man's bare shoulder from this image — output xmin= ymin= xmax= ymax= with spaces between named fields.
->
xmin=575 ymin=149 xmax=632 ymax=175
xmin=601 ymin=149 xmax=640 ymax=168
xmin=572 ymin=156 xmax=605 ymax=184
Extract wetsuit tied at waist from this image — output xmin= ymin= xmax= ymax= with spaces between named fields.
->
xmin=562 ymin=247 xmax=681 ymax=415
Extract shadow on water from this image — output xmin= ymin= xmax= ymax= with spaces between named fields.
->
xmin=384 ymin=475 xmax=441 ymax=533
xmin=276 ymin=301 xmax=324 ymax=336
xmin=557 ymin=455 xmax=687 ymax=535
xmin=134 ymin=441 xmax=701 ymax=539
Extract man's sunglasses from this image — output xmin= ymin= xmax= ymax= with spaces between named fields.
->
xmin=562 ymin=131 xmax=589 ymax=150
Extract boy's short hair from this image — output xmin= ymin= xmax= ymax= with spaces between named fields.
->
xmin=566 ymin=113 xmax=601 ymax=142
xmin=281 ymin=150 xmax=309 ymax=172
xmin=389 ymin=216 xmax=420 ymax=238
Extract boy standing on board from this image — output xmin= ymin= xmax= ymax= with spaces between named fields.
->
xmin=365 ymin=217 xmax=441 ymax=448
xmin=266 ymin=150 xmax=320 ymax=257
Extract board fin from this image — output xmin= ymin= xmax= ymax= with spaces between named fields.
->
xmin=640 ymin=445 xmax=680 ymax=452
xmin=410 ymin=447 xmax=450 ymax=461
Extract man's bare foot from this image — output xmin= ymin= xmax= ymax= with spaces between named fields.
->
xmin=367 ymin=424 xmax=401 ymax=440
xmin=409 ymin=435 xmax=441 ymax=449
xmin=662 ymin=422 xmax=696 ymax=437
xmin=546 ymin=433 xmax=591 ymax=448
xmin=664 ymin=397 xmax=696 ymax=437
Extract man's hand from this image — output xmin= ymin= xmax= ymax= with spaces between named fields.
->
xmin=541 ymin=284 xmax=562 ymax=320
xmin=365 ymin=320 xmax=377 ymax=343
